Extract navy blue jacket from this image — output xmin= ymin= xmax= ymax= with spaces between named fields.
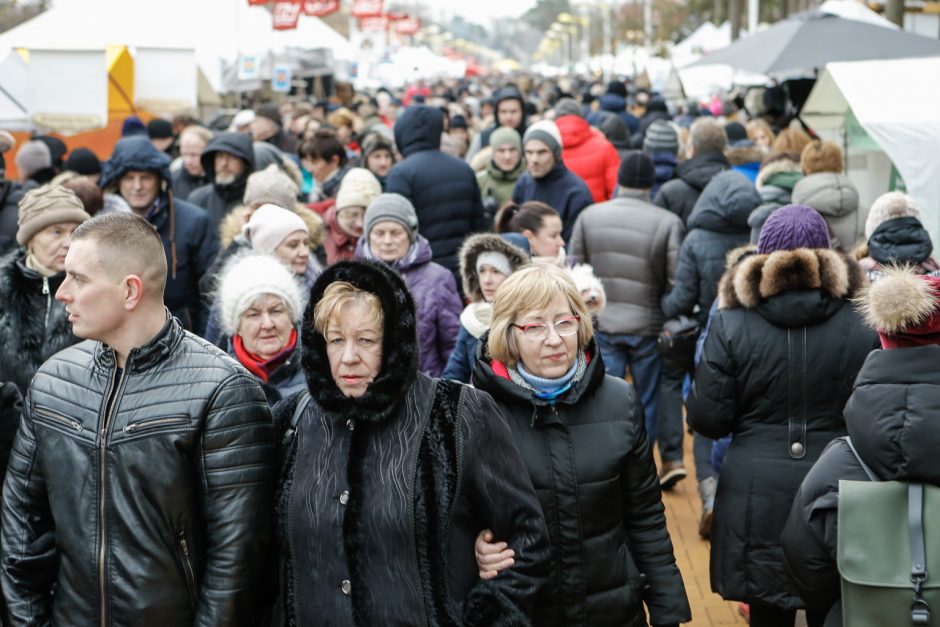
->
xmin=387 ymin=106 xmax=486 ymax=273
xmin=587 ymin=94 xmax=639 ymax=135
xmin=441 ymin=326 xmax=479 ymax=384
xmin=511 ymin=163 xmax=594 ymax=244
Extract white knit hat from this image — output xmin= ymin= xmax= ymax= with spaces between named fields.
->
xmin=217 ymin=253 xmax=303 ymax=336
xmin=336 ymin=167 xmax=382 ymax=211
xmin=523 ymin=119 xmax=563 ymax=160
xmin=242 ymin=204 xmax=309 ymax=254
xmin=865 ymin=191 xmax=922 ymax=240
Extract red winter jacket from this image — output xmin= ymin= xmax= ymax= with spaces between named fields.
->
xmin=556 ymin=115 xmax=621 ymax=203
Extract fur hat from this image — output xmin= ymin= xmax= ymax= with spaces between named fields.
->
xmin=801 ymin=140 xmax=843 ymax=175
xmin=523 ymin=120 xmax=563 ymax=161
xmin=757 ymin=204 xmax=831 ymax=254
xmin=243 ymin=164 xmax=298 ymax=210
xmin=243 ymin=204 xmax=309 ymax=254
xmin=15 ymin=141 xmax=52 ymax=180
xmin=865 ymin=191 xmax=922 ymax=240
xmin=217 ymin=253 xmax=303 ymax=336
xmin=17 ymin=184 xmax=91 ymax=245
xmin=856 ymin=267 xmax=940 ymax=349
xmin=364 ymin=193 xmax=418 ymax=241
xmin=618 ymin=150 xmax=655 ymax=189
xmin=336 ymin=168 xmax=381 ymax=211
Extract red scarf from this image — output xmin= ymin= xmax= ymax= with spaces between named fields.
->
xmin=233 ymin=329 xmax=298 ymax=383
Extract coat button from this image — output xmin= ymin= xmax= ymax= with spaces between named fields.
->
xmin=346 ymin=419 xmax=355 ymax=431
xmin=339 ymin=490 xmax=349 ymax=505
xmin=340 ymin=579 xmax=352 ymax=595
xmin=790 ymin=442 xmax=804 ymax=456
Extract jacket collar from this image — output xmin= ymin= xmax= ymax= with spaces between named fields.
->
xmin=94 ymin=311 xmax=183 ymax=373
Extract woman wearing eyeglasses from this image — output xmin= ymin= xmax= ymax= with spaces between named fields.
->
xmin=471 ymin=263 xmax=691 ymax=627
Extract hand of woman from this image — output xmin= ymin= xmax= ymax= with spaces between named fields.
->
xmin=474 ymin=529 xmax=515 ymax=580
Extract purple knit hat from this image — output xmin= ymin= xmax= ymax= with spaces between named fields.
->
xmin=757 ymin=204 xmax=831 ymax=254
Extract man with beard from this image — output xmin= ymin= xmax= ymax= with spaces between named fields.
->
xmin=188 ymin=131 xmax=256 ymax=229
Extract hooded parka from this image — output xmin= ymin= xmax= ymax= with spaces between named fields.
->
xmin=555 ymin=115 xmax=620 ymax=203
xmin=791 ymin=173 xmax=865 ymax=251
xmin=686 ymin=248 xmax=879 ymax=609
xmin=386 ymin=105 xmax=486 ymax=273
xmin=653 ymin=152 xmax=731 ymax=225
xmin=472 ymin=342 xmax=691 ymax=627
xmin=272 ymin=260 xmax=550 ymax=627
xmin=467 ymin=85 xmax=530 ymax=160
xmin=661 ymin=171 xmax=760 ymax=324
xmin=188 ymin=132 xmax=256 ymax=229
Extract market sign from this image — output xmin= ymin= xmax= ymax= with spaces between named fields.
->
xmin=395 ymin=16 xmax=420 ymax=36
xmin=303 ymin=0 xmax=339 ymax=16
xmin=350 ymin=0 xmax=383 ymax=18
xmin=359 ymin=15 xmax=389 ymax=32
xmin=248 ymin=0 xmax=268 ymax=5
xmin=272 ymin=0 xmax=302 ymax=30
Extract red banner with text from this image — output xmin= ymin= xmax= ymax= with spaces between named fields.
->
xmin=349 ymin=0 xmax=383 ymax=18
xmin=303 ymin=0 xmax=339 ymax=16
xmin=272 ymin=0 xmax=303 ymax=29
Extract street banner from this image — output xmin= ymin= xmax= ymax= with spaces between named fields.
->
xmin=359 ymin=15 xmax=389 ymax=31
xmin=350 ymin=0 xmax=383 ymax=18
xmin=273 ymin=0 xmax=302 ymax=30
xmin=395 ymin=16 xmax=420 ymax=35
xmin=303 ymin=0 xmax=339 ymax=16
xmin=272 ymin=65 xmax=292 ymax=92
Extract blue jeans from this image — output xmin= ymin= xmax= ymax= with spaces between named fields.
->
xmin=595 ymin=332 xmax=663 ymax=449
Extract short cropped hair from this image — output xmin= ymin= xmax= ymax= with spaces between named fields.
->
xmin=72 ymin=212 xmax=167 ymax=296
xmin=488 ymin=264 xmax=593 ymax=368
xmin=313 ymin=281 xmax=384 ymax=337
xmin=801 ymin=140 xmax=843 ymax=175
xmin=689 ymin=117 xmax=727 ymax=155
xmin=300 ymin=129 xmax=348 ymax=167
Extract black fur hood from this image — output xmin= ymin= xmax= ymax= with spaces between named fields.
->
xmin=457 ymin=233 xmax=530 ymax=302
xmin=300 ymin=259 xmax=418 ymax=423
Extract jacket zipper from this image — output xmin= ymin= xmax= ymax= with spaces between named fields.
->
xmin=287 ymin=428 xmax=302 ymax=622
xmin=122 ymin=416 xmax=187 ymax=434
xmin=42 ymin=277 xmax=50 ymax=329
xmin=178 ymin=531 xmax=198 ymax=609
xmin=34 ymin=405 xmax=83 ymax=432
xmin=98 ymin=357 xmax=128 ymax=627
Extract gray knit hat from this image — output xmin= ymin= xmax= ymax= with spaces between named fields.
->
xmin=15 ymin=140 xmax=52 ymax=180
xmin=489 ymin=126 xmax=522 ymax=151
xmin=364 ymin=193 xmax=419 ymax=241
xmin=17 ymin=184 xmax=91 ymax=245
xmin=554 ymin=97 xmax=583 ymax=119
xmin=523 ymin=120 xmax=563 ymax=161
xmin=243 ymin=164 xmax=299 ymax=210
xmin=643 ymin=120 xmax=680 ymax=155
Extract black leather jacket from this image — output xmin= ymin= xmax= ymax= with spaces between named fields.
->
xmin=1 ymin=316 xmax=276 ymax=626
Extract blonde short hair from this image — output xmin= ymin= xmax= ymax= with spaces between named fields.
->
xmin=488 ymin=264 xmax=593 ymax=368
xmin=313 ymin=281 xmax=384 ymax=336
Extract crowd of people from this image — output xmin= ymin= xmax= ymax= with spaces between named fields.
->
xmin=0 ymin=73 xmax=936 ymax=627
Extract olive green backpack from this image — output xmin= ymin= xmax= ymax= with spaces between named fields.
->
xmin=838 ymin=437 xmax=940 ymax=627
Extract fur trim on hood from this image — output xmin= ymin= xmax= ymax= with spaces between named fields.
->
xmin=725 ymin=244 xmax=758 ymax=270
xmin=854 ymin=265 xmax=940 ymax=334
xmin=718 ymin=248 xmax=865 ymax=310
xmin=755 ymin=154 xmax=802 ymax=190
xmin=725 ymin=144 xmax=766 ymax=168
xmin=457 ymin=233 xmax=530 ymax=302
xmin=219 ymin=203 xmax=324 ymax=251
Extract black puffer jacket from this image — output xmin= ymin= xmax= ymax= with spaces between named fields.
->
xmin=387 ymin=106 xmax=486 ymax=273
xmin=661 ymin=171 xmax=760 ymax=325
xmin=472 ymin=342 xmax=691 ymax=627
xmin=653 ymin=152 xmax=730 ymax=225
xmin=0 ymin=179 xmax=30 ymax=256
xmin=782 ymin=344 xmax=940 ymax=622
xmin=687 ymin=248 xmax=879 ymax=609
xmin=0 ymin=250 xmax=80 ymax=395
xmin=170 ymin=166 xmax=207 ymax=201
xmin=272 ymin=260 xmax=550 ymax=626
xmin=188 ymin=132 xmax=256 ymax=229
xmin=0 ymin=317 xmax=276 ymax=626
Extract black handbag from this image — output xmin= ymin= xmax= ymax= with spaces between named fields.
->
xmin=657 ymin=315 xmax=701 ymax=370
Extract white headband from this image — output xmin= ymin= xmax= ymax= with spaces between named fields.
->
xmin=476 ymin=251 xmax=512 ymax=277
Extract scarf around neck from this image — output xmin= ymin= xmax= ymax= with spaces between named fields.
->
xmin=233 ymin=328 xmax=298 ymax=383
xmin=510 ymin=350 xmax=587 ymax=402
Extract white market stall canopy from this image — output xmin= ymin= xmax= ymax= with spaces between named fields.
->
xmin=0 ymin=52 xmax=30 ymax=130
xmin=802 ymin=57 xmax=940 ymax=246
xmin=0 ymin=0 xmax=354 ymax=94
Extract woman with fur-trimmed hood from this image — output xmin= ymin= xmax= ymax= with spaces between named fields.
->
xmin=442 ymin=233 xmax=529 ymax=383
xmin=271 ymin=259 xmax=550 ymax=626
xmin=686 ymin=204 xmax=880 ymax=627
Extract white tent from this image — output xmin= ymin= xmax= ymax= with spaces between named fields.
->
xmin=0 ymin=0 xmax=354 ymax=93
xmin=671 ymin=21 xmax=733 ymax=68
xmin=0 ymin=52 xmax=30 ymax=130
xmin=802 ymin=57 xmax=940 ymax=245
xmin=818 ymin=0 xmax=899 ymax=28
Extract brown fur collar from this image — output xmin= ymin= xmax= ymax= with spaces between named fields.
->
xmin=718 ymin=248 xmax=866 ymax=309
xmin=219 ymin=203 xmax=325 ymax=250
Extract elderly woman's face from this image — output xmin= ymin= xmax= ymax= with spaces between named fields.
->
xmin=275 ymin=230 xmax=310 ymax=275
xmin=512 ymin=293 xmax=578 ymax=379
xmin=326 ymin=300 xmax=383 ymax=398
xmin=369 ymin=220 xmax=411 ymax=263
xmin=238 ymin=294 xmax=294 ymax=360
xmin=30 ymin=222 xmax=81 ymax=273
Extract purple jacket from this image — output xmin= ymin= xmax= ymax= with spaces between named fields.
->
xmin=357 ymin=235 xmax=462 ymax=377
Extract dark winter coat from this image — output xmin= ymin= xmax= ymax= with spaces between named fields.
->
xmin=0 ymin=317 xmax=276 ymax=626
xmin=662 ymin=171 xmax=760 ymax=325
xmin=596 ymin=112 xmax=632 ymax=163
xmin=781 ymin=345 xmax=940 ymax=621
xmin=587 ymin=94 xmax=639 ymax=135
xmin=472 ymin=342 xmax=691 ymax=627
xmin=511 ymin=162 xmax=594 ymax=244
xmin=686 ymin=248 xmax=879 ymax=608
xmin=649 ymin=152 xmax=679 ymax=200
xmin=188 ymin=132 xmax=256 ymax=229
xmin=0 ymin=250 xmax=80 ymax=395
xmin=472 ymin=85 xmax=529 ymax=156
xmin=654 ymin=152 xmax=731 ymax=226
xmin=170 ymin=166 xmax=207 ymax=201
xmin=387 ymin=105 xmax=486 ymax=273
xmin=272 ymin=260 xmax=550 ymax=627
xmin=477 ymin=155 xmax=526 ymax=224
xmin=556 ymin=115 xmax=620 ymax=203
xmin=0 ymin=179 xmax=30 ymax=256
xmin=568 ymin=189 xmax=685 ymax=336
xmin=228 ymin=340 xmax=306 ymax=406
xmin=357 ymin=235 xmax=463 ymax=377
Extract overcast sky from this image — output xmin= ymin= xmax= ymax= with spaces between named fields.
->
xmin=428 ymin=0 xmax=538 ymax=27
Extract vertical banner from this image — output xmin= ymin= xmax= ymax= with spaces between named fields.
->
xmin=303 ymin=0 xmax=339 ymax=16
xmin=350 ymin=0 xmax=383 ymax=18
xmin=359 ymin=15 xmax=389 ymax=32
xmin=273 ymin=0 xmax=302 ymax=30
xmin=272 ymin=65 xmax=292 ymax=92
xmin=237 ymin=55 xmax=260 ymax=80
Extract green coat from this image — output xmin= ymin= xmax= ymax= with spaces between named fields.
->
xmin=477 ymin=157 xmax=526 ymax=212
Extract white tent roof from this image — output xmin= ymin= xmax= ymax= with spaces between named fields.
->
xmin=0 ymin=0 xmax=354 ymax=93
xmin=0 ymin=52 xmax=31 ymax=129
xmin=671 ymin=21 xmax=733 ymax=68
xmin=803 ymin=57 xmax=940 ymax=245
xmin=818 ymin=0 xmax=899 ymax=28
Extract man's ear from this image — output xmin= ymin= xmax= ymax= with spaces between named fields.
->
xmin=123 ymin=275 xmax=145 ymax=311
